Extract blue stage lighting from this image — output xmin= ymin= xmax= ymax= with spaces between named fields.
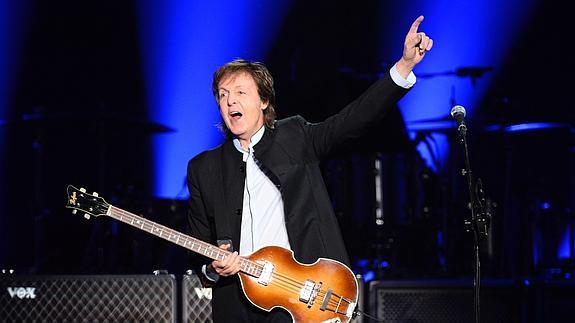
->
xmin=137 ymin=0 xmax=291 ymax=198
xmin=379 ymin=1 xmax=536 ymax=172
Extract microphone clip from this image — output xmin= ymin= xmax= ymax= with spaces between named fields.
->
xmin=451 ymin=105 xmax=467 ymax=141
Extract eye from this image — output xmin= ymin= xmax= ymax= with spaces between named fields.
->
xmin=218 ymin=91 xmax=228 ymax=99
xmin=238 ymin=91 xmax=246 ymax=95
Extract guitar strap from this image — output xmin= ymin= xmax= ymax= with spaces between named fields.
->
xmin=216 ymin=239 xmax=233 ymax=252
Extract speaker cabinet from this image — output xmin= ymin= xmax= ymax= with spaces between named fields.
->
xmin=182 ymin=273 xmax=213 ymax=322
xmin=0 ymin=274 xmax=176 ymax=322
xmin=368 ymin=279 xmax=521 ymax=323
xmin=351 ymin=274 xmax=365 ymax=323
xmin=535 ymin=280 xmax=575 ymax=323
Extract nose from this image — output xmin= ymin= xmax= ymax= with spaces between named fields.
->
xmin=226 ymin=93 xmax=237 ymax=106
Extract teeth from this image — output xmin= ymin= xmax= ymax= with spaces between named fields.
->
xmin=230 ymin=112 xmax=242 ymax=117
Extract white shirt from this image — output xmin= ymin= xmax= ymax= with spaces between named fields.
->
xmin=233 ymin=126 xmax=291 ymax=256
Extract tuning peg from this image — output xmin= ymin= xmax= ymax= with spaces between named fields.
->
xmin=92 ymin=192 xmax=99 ymax=197
xmin=84 ymin=213 xmax=90 ymax=219
xmin=72 ymin=210 xmax=77 ymax=214
xmin=80 ymin=187 xmax=87 ymax=193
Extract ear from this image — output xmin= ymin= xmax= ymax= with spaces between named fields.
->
xmin=261 ymin=101 xmax=269 ymax=110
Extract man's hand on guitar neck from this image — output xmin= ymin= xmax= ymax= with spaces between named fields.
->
xmin=211 ymin=243 xmax=241 ymax=277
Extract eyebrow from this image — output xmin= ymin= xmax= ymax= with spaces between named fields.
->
xmin=218 ymin=85 xmax=248 ymax=92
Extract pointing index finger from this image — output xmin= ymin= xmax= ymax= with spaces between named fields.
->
xmin=409 ymin=15 xmax=425 ymax=34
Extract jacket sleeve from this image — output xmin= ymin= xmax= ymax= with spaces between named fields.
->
xmin=303 ymin=71 xmax=410 ymax=159
xmin=186 ymin=156 xmax=218 ymax=287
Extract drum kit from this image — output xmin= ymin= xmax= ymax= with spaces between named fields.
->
xmin=1 ymin=111 xmax=175 ymax=204
xmin=407 ymin=110 xmax=574 ymax=279
xmin=0 ymin=111 xmax=175 ymax=273
xmin=0 ymin=109 xmax=174 ymax=196
xmin=0 ymin=110 xmax=174 ymax=134
xmin=391 ymin=64 xmax=575 ymax=278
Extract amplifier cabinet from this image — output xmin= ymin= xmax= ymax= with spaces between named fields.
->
xmin=181 ymin=273 xmax=213 ymax=322
xmin=535 ymin=280 xmax=575 ymax=323
xmin=351 ymin=274 xmax=365 ymax=323
xmin=368 ymin=279 xmax=521 ymax=323
xmin=0 ymin=274 xmax=176 ymax=322
xmin=180 ymin=273 xmax=364 ymax=322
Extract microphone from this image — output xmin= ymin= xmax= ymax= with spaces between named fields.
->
xmin=451 ymin=105 xmax=467 ymax=135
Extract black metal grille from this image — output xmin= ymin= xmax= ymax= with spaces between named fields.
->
xmin=182 ymin=274 xmax=213 ymax=322
xmin=374 ymin=288 xmax=471 ymax=322
xmin=368 ymin=280 xmax=520 ymax=323
xmin=0 ymin=275 xmax=176 ymax=323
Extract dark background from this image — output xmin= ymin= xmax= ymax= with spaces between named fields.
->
xmin=0 ymin=1 xmax=574 ymax=320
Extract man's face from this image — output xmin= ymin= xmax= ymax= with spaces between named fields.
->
xmin=217 ymin=72 xmax=268 ymax=143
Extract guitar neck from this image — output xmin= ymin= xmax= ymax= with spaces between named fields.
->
xmin=107 ymin=205 xmax=262 ymax=277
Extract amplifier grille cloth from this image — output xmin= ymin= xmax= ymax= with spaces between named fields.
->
xmin=0 ymin=275 xmax=176 ymax=322
xmin=182 ymin=274 xmax=213 ymax=322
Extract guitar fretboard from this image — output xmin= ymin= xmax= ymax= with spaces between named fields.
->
xmin=108 ymin=206 xmax=263 ymax=277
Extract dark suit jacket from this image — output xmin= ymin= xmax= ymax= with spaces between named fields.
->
xmin=186 ymin=71 xmax=409 ymax=315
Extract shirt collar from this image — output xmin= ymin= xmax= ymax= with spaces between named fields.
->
xmin=233 ymin=126 xmax=265 ymax=161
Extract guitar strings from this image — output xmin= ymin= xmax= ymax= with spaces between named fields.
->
xmin=233 ymin=250 xmax=354 ymax=314
xmin=272 ymin=279 xmax=349 ymax=314
xmin=262 ymin=278 xmax=349 ymax=315
xmin=264 ymin=268 xmax=355 ymax=312
xmin=111 ymin=207 xmax=235 ymax=261
xmin=227 ymin=246 xmax=355 ymax=312
xmin=267 ymin=269 xmax=354 ymax=303
xmin=253 ymin=276 xmax=349 ymax=315
xmin=110 ymin=208 xmax=353 ymax=313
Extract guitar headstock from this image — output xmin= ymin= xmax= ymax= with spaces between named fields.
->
xmin=65 ymin=185 xmax=110 ymax=219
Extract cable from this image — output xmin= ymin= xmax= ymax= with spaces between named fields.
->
xmin=245 ymin=151 xmax=255 ymax=253
xmin=353 ymin=309 xmax=385 ymax=322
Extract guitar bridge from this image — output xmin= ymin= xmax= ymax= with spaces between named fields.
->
xmin=346 ymin=301 xmax=357 ymax=318
xmin=320 ymin=288 xmax=356 ymax=318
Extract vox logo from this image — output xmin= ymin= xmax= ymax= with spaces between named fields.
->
xmin=7 ymin=287 xmax=37 ymax=299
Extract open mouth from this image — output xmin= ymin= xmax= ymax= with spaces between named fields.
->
xmin=230 ymin=111 xmax=243 ymax=118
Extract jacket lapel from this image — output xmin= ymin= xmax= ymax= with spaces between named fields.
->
xmin=218 ymin=141 xmax=245 ymax=248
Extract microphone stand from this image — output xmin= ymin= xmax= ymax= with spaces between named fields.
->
xmin=455 ymin=121 xmax=491 ymax=323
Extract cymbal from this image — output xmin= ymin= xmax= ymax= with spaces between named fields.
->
xmin=406 ymin=117 xmax=456 ymax=133
xmin=1 ymin=112 xmax=175 ymax=134
xmin=484 ymin=122 xmax=572 ymax=134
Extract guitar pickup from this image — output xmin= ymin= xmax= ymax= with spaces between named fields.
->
xmin=299 ymin=280 xmax=315 ymax=302
xmin=257 ymin=261 xmax=274 ymax=286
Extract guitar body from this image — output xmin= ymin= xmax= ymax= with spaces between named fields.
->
xmin=238 ymin=246 xmax=358 ymax=323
